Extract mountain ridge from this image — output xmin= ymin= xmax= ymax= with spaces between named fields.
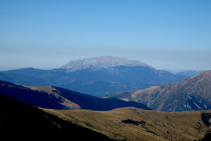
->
xmin=0 ymin=80 xmax=151 ymax=111
xmin=108 ymin=70 xmax=211 ymax=112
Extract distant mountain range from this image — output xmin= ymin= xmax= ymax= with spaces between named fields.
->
xmin=0 ymin=56 xmax=188 ymax=96
xmin=0 ymin=80 xmax=151 ymax=111
xmin=108 ymin=70 xmax=211 ymax=112
xmin=176 ymin=70 xmax=203 ymax=78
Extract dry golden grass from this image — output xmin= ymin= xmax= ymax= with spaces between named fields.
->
xmin=44 ymin=107 xmax=211 ymax=141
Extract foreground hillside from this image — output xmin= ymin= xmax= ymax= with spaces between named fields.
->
xmin=45 ymin=107 xmax=211 ymax=141
xmin=2 ymin=92 xmax=211 ymax=140
xmin=108 ymin=70 xmax=211 ymax=112
xmin=1 ymin=82 xmax=211 ymax=140
xmin=0 ymin=94 xmax=113 ymax=140
xmin=0 ymin=80 xmax=151 ymax=110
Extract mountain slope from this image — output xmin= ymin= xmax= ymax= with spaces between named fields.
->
xmin=0 ymin=80 xmax=151 ymax=111
xmin=52 ymin=86 xmax=151 ymax=111
xmin=0 ymin=94 xmax=113 ymax=140
xmin=108 ymin=70 xmax=211 ymax=112
xmin=45 ymin=107 xmax=211 ymax=141
xmin=0 ymin=80 xmax=76 ymax=109
xmin=2 ymin=91 xmax=210 ymax=141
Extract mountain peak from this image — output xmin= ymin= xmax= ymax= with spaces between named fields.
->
xmin=60 ymin=56 xmax=152 ymax=70
xmin=200 ymin=70 xmax=211 ymax=76
xmin=189 ymin=70 xmax=211 ymax=81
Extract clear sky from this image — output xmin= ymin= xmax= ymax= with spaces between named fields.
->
xmin=0 ymin=0 xmax=211 ymax=71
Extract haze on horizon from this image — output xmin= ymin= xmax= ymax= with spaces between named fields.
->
xmin=0 ymin=0 xmax=211 ymax=71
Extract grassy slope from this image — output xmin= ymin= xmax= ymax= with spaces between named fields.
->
xmin=44 ymin=107 xmax=211 ymax=141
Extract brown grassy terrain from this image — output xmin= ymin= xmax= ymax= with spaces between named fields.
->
xmin=44 ymin=107 xmax=211 ymax=141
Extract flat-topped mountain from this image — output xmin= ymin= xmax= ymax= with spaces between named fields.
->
xmin=60 ymin=56 xmax=152 ymax=70
xmin=108 ymin=70 xmax=211 ymax=112
xmin=0 ymin=56 xmax=185 ymax=96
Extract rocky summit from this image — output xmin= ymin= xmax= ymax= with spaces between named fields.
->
xmin=60 ymin=56 xmax=153 ymax=70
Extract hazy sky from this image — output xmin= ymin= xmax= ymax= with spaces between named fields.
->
xmin=0 ymin=0 xmax=211 ymax=70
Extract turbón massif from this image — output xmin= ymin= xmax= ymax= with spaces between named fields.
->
xmin=0 ymin=56 xmax=185 ymax=96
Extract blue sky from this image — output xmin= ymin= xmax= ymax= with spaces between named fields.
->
xmin=0 ymin=0 xmax=211 ymax=70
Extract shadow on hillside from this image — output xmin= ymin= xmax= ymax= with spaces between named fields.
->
xmin=0 ymin=94 xmax=113 ymax=140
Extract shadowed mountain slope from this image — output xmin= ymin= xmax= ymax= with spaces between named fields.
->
xmin=0 ymin=80 xmax=151 ymax=111
xmin=108 ymin=70 xmax=211 ymax=112
xmin=0 ymin=94 xmax=113 ymax=140
xmin=52 ymin=86 xmax=151 ymax=111
xmin=0 ymin=80 xmax=72 ymax=109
